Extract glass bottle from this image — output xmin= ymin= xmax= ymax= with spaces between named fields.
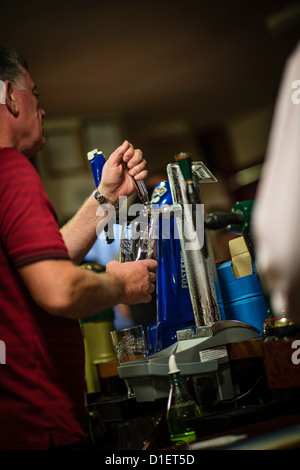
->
xmin=166 ymin=354 xmax=201 ymax=446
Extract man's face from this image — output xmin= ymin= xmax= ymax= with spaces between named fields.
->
xmin=13 ymin=67 xmax=46 ymax=158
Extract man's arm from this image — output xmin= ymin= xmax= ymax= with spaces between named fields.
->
xmin=60 ymin=194 xmax=111 ymax=266
xmin=18 ymin=258 xmax=157 ymax=319
xmin=60 ymin=140 xmax=147 ymax=264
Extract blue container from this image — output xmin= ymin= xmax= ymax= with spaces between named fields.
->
xmin=217 ymin=261 xmax=268 ymax=335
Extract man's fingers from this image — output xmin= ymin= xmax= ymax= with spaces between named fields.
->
xmin=142 ymin=259 xmax=158 ymax=272
xmin=110 ymin=140 xmax=131 ymax=164
xmin=122 ymin=142 xmax=135 ymax=162
xmin=128 ymin=158 xmax=147 ymax=178
xmin=124 ymin=147 xmax=142 ymax=164
xmin=149 ymin=283 xmax=156 ymax=294
xmin=133 ymin=169 xmax=148 ymax=181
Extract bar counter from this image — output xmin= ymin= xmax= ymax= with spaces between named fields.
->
xmin=89 ymin=336 xmax=300 ymax=450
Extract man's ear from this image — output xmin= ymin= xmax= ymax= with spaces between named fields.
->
xmin=5 ymin=81 xmax=19 ymax=116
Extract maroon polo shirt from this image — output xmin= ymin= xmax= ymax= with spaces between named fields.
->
xmin=0 ymin=148 xmax=85 ymax=449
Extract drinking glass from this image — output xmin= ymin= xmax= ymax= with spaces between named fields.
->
xmin=119 ymin=213 xmax=158 ymax=263
xmin=110 ymin=325 xmax=147 ymax=397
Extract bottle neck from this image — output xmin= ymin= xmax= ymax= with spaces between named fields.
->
xmin=168 ymin=373 xmax=188 ymax=395
xmin=168 ymin=371 xmax=195 ymax=411
xmin=168 ymin=372 xmax=182 ymax=384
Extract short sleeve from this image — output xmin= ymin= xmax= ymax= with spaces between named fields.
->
xmin=0 ymin=148 xmax=69 ymax=267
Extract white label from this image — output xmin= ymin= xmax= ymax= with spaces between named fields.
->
xmin=199 ymin=346 xmax=228 ymax=363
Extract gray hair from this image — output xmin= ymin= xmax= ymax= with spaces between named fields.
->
xmin=0 ymin=46 xmax=28 ymax=85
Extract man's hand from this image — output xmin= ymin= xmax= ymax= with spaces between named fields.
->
xmin=98 ymin=140 xmax=147 ymax=204
xmin=106 ymin=259 xmax=157 ymax=305
xmin=60 ymin=140 xmax=148 ymax=265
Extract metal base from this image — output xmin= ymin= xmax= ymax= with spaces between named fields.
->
xmin=176 ymin=319 xmax=259 ymax=340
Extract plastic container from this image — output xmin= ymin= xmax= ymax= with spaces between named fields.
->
xmin=217 ymin=261 xmax=268 ymax=335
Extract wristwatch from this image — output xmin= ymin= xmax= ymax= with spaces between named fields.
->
xmin=92 ymin=189 xmax=118 ymax=209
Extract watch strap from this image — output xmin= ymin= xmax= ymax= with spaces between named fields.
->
xmin=92 ymin=189 xmax=118 ymax=209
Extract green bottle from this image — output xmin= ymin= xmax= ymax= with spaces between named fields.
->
xmin=166 ymin=354 xmax=201 ymax=446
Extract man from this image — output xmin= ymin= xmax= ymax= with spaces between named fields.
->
xmin=0 ymin=46 xmax=157 ymax=449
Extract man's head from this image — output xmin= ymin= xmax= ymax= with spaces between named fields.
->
xmin=0 ymin=47 xmax=28 ymax=85
xmin=0 ymin=46 xmax=46 ymax=158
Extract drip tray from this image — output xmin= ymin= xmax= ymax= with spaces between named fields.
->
xmin=118 ymin=321 xmax=259 ymax=402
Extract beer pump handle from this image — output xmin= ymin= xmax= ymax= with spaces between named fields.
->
xmin=175 ymin=152 xmax=200 ymax=199
xmin=204 ymin=212 xmax=244 ymax=230
xmin=175 ymin=152 xmax=200 ymax=227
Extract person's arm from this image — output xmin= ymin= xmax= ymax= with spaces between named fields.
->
xmin=18 ymin=258 xmax=157 ymax=319
xmin=61 ymin=140 xmax=147 ymax=264
xmin=60 ymin=194 xmax=112 ymax=266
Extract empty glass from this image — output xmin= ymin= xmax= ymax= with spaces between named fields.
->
xmin=110 ymin=325 xmax=147 ymax=397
